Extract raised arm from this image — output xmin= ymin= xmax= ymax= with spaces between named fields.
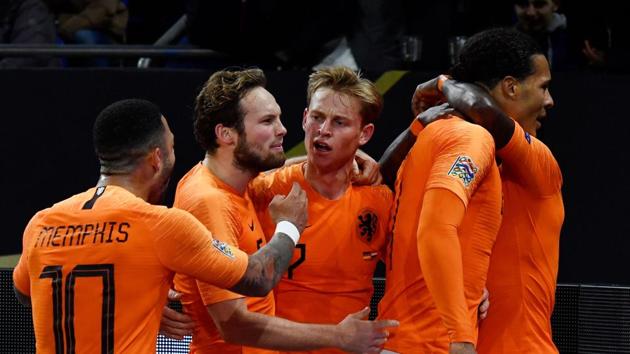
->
xmin=440 ymin=79 xmax=515 ymax=149
xmin=230 ymin=182 xmax=307 ymax=296
xmin=379 ymin=104 xmax=456 ymax=190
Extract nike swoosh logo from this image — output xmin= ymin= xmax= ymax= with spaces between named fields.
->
xmin=248 ymin=221 xmax=254 ymax=231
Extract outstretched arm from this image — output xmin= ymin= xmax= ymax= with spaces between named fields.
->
xmin=208 ymin=299 xmax=397 ymax=353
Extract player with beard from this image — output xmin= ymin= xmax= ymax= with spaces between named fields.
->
xmin=247 ymin=66 xmax=394 ymax=354
xmin=12 ymin=98 xmax=312 ymax=353
xmin=171 ymin=68 xmax=398 ymax=354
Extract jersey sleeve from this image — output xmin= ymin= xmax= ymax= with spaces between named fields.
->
xmin=12 ymin=214 xmax=41 ymax=296
xmin=425 ymin=123 xmax=496 ymax=207
xmin=152 ymin=208 xmax=248 ymax=289
xmin=182 ymin=193 xmax=245 ymax=305
xmin=498 ymin=123 xmax=563 ymax=196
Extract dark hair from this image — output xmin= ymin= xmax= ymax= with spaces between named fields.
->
xmin=307 ymin=66 xmax=383 ymax=125
xmin=450 ymin=28 xmax=543 ymax=88
xmin=93 ymin=99 xmax=165 ymax=174
xmin=194 ymin=68 xmax=266 ymax=153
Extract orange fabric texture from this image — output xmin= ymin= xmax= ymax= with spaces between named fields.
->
xmin=173 ymin=163 xmax=277 ymax=354
xmin=378 ymin=117 xmax=502 ymax=353
xmin=477 ymin=123 xmax=564 ymax=354
xmin=12 ymin=185 xmax=247 ymax=354
xmin=249 ymin=163 xmax=392 ymax=354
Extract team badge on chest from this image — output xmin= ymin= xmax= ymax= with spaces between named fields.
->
xmin=357 ymin=209 xmax=378 ymax=243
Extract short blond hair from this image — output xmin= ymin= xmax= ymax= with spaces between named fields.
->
xmin=307 ymin=67 xmax=383 ymax=125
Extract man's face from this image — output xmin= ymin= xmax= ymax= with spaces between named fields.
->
xmin=149 ymin=116 xmax=176 ymax=204
xmin=303 ymin=88 xmax=373 ymax=173
xmin=507 ymin=54 xmax=554 ymax=137
xmin=233 ymin=86 xmax=287 ymax=173
xmin=514 ymin=0 xmax=558 ymax=33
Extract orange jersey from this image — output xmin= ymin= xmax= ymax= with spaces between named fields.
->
xmin=173 ymin=163 xmax=276 ymax=354
xmin=378 ymin=117 xmax=502 ymax=353
xmin=249 ymin=163 xmax=392 ymax=354
xmin=477 ymin=124 xmax=564 ymax=354
xmin=12 ymin=185 xmax=247 ymax=354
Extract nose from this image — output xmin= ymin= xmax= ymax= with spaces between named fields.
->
xmin=276 ymin=120 xmax=287 ymax=137
xmin=545 ymin=90 xmax=554 ymax=109
xmin=318 ymin=119 xmax=332 ymax=136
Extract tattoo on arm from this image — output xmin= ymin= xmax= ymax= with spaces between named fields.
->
xmin=230 ymin=233 xmax=295 ymax=297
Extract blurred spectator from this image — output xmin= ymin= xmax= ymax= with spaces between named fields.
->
xmin=185 ymin=0 xmax=405 ymax=72
xmin=513 ymin=0 xmax=574 ymax=70
xmin=43 ymin=0 xmax=128 ymax=66
xmin=0 ymin=0 xmax=58 ymax=68
xmin=43 ymin=0 xmax=128 ymax=44
xmin=577 ymin=1 xmax=630 ymax=73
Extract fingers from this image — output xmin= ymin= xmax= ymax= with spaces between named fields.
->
xmin=348 ymin=306 xmax=371 ymax=320
xmin=374 ymin=319 xmax=400 ymax=329
xmin=160 ymin=306 xmax=194 ymax=339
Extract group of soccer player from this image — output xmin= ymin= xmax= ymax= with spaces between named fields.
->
xmin=13 ymin=26 xmax=563 ymax=354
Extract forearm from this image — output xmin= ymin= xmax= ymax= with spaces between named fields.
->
xmin=229 ymin=232 xmax=295 ymax=297
xmin=221 ymin=311 xmax=340 ymax=350
xmin=378 ymin=128 xmax=416 ymax=190
xmin=442 ymin=81 xmax=514 ymax=149
xmin=417 ymin=189 xmax=474 ymax=343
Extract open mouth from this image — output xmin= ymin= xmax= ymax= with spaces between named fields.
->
xmin=313 ymin=141 xmax=332 ymax=152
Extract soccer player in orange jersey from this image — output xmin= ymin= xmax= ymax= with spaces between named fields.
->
xmin=246 ymin=67 xmax=395 ymax=354
xmin=170 ymin=68 xmax=398 ymax=354
xmin=411 ymin=28 xmax=563 ymax=354
xmin=385 ymin=28 xmax=563 ymax=354
xmin=12 ymin=98 xmax=311 ymax=354
xmin=377 ymin=57 xmax=505 ymax=354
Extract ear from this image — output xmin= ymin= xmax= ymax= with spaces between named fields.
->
xmin=500 ymin=76 xmax=520 ymax=100
xmin=148 ymin=147 xmax=162 ymax=172
xmin=358 ymin=123 xmax=375 ymax=146
xmin=215 ymin=123 xmax=236 ymax=146
xmin=302 ymin=108 xmax=308 ymax=132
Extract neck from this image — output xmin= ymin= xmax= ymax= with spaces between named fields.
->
xmin=303 ymin=158 xmax=353 ymax=200
xmin=203 ymin=150 xmax=256 ymax=195
xmin=97 ymin=174 xmax=150 ymax=201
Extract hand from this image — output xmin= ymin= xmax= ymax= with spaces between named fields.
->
xmin=411 ymin=76 xmax=446 ymax=118
xmin=416 ymin=102 xmax=457 ymax=127
xmin=268 ymin=182 xmax=308 ymax=233
xmin=351 ymin=150 xmax=382 ymax=186
xmin=478 ymin=287 xmax=489 ymax=320
xmin=159 ymin=289 xmax=194 ymax=340
xmin=336 ymin=307 xmax=399 ymax=353
xmin=449 ymin=342 xmax=477 ymax=354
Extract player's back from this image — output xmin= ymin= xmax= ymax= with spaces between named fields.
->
xmin=21 ymin=186 xmax=178 ymax=354
xmin=378 ymin=117 xmax=502 ymax=353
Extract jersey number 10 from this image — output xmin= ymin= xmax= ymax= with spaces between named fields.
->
xmin=39 ymin=264 xmax=115 ymax=354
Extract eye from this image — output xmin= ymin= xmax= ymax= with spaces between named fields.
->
xmin=334 ymin=118 xmax=345 ymax=126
